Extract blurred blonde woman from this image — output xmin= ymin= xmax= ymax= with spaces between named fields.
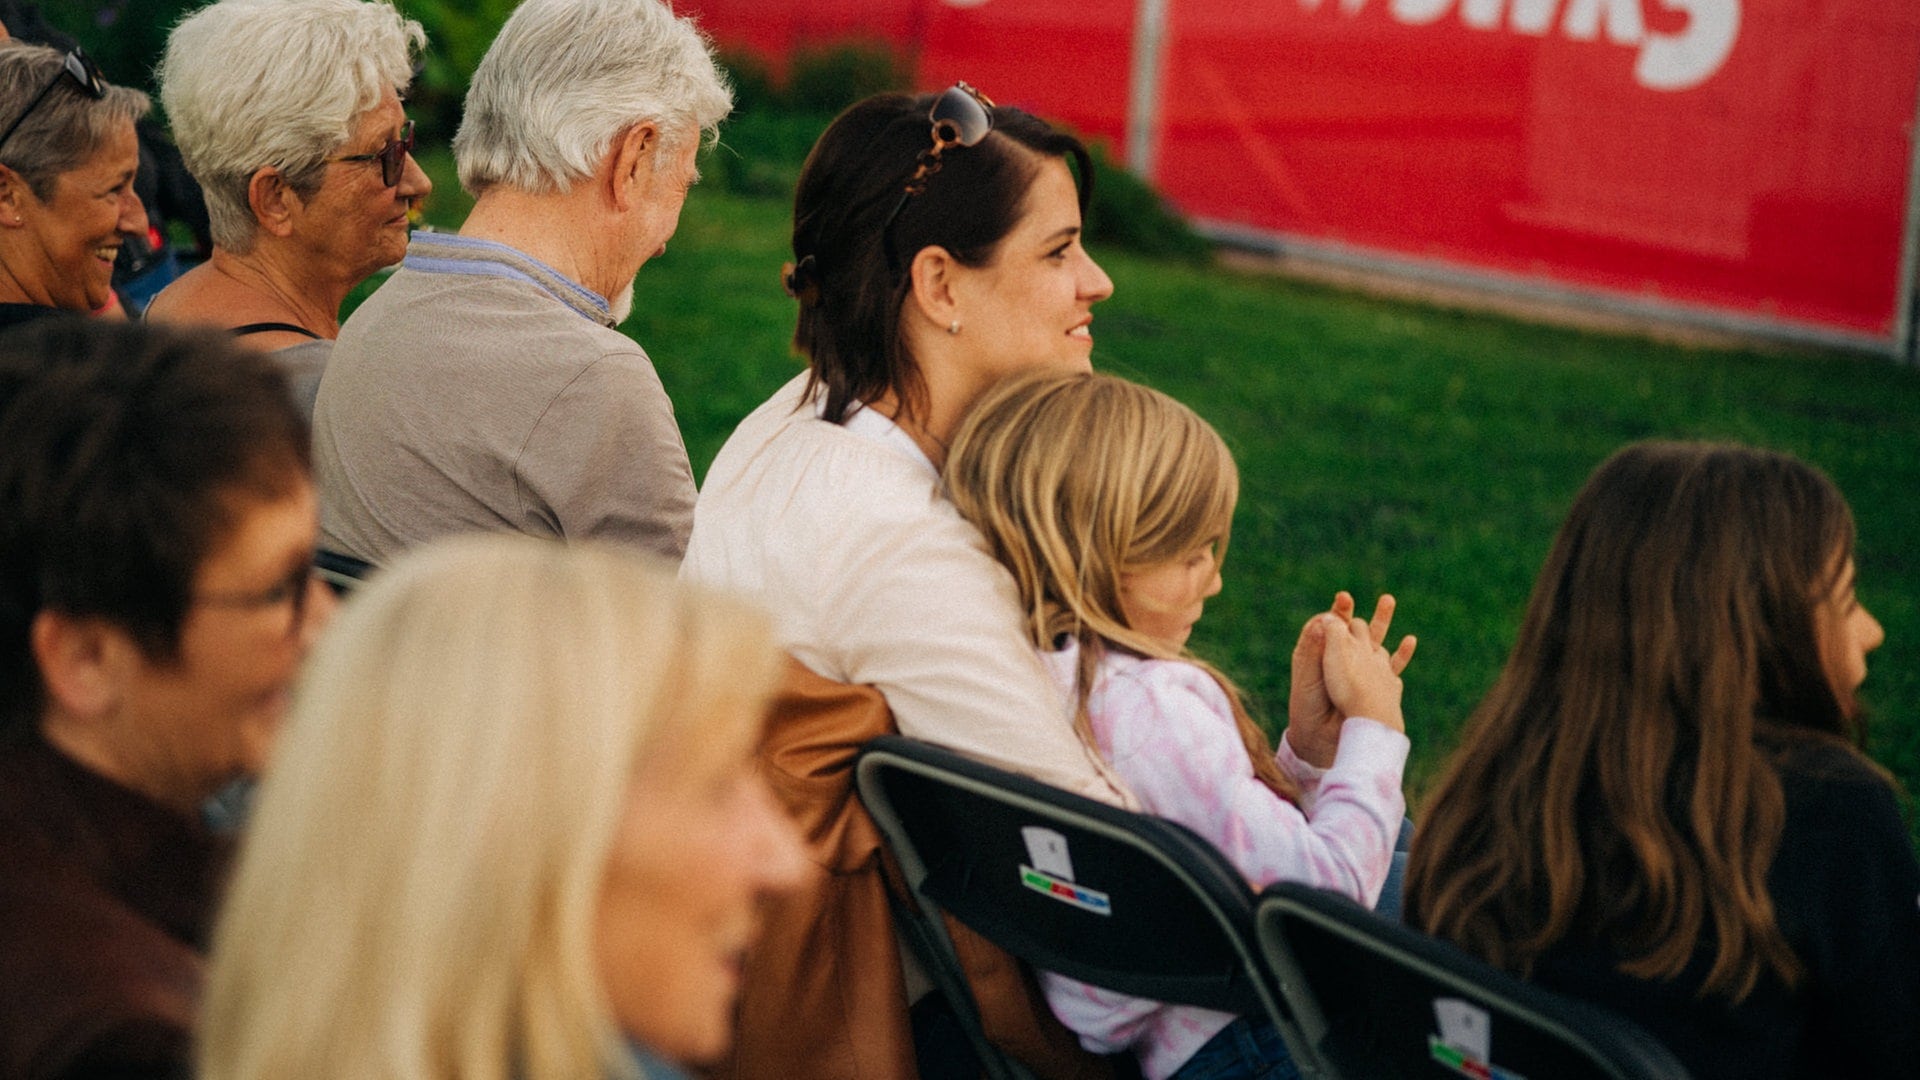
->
xmin=198 ymin=535 xmax=806 ymax=1080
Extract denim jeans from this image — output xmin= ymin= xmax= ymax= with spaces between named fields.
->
xmin=1169 ymin=1017 xmax=1303 ymax=1080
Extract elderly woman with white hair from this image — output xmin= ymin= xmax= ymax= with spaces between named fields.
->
xmin=313 ymin=0 xmax=731 ymax=566
xmin=197 ymin=535 xmax=806 ymax=1080
xmin=145 ymin=0 xmax=430 ymax=418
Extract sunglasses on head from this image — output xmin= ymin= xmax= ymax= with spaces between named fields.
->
xmin=328 ymin=118 xmax=415 ymax=188
xmin=880 ymin=82 xmax=995 ymax=270
xmin=0 ymin=48 xmax=106 ymax=155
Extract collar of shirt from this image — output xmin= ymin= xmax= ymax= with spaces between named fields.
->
xmin=817 ymin=395 xmax=938 ymax=481
xmin=400 ymin=231 xmax=615 ymax=327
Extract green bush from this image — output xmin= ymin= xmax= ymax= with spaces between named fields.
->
xmin=716 ymin=47 xmax=780 ymax=116
xmin=1084 ymin=143 xmax=1212 ymax=264
xmin=393 ymin=0 xmax=521 ymax=144
xmin=39 ymin=0 xmax=193 ymax=92
xmin=786 ymin=39 xmax=907 ymax=114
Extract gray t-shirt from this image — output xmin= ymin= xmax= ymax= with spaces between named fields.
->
xmin=272 ymin=338 xmax=331 ymax=423
xmin=311 ymin=232 xmax=694 ymax=565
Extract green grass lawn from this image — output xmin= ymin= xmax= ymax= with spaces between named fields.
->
xmin=405 ymin=148 xmax=1920 ymax=841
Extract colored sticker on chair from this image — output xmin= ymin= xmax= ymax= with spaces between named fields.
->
xmin=1020 ymin=866 xmax=1111 ymax=915
xmin=1429 ymin=998 xmax=1526 ymax=1080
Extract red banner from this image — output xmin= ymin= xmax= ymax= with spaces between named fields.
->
xmin=683 ymin=0 xmax=1920 ymax=348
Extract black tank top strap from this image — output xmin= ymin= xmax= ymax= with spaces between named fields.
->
xmin=229 ymin=321 xmax=323 ymax=340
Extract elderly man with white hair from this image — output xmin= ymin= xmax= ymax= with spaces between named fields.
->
xmin=312 ymin=0 xmax=729 ymax=565
xmin=147 ymin=0 xmax=430 ymax=418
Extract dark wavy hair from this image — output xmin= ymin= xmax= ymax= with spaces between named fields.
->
xmin=787 ymin=89 xmax=1093 ymax=425
xmin=0 ymin=319 xmax=309 ymax=736
xmin=1405 ymin=441 xmax=1862 ymax=1003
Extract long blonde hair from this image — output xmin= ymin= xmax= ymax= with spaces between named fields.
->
xmin=198 ymin=535 xmax=783 ymax=1080
xmin=945 ymin=370 xmax=1297 ymax=802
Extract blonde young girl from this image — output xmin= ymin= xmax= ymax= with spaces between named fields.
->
xmin=945 ymin=369 xmax=1415 ymax=1080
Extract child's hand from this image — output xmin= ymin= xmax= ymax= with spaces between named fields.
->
xmin=1287 ymin=593 xmax=1415 ymax=765
xmin=1323 ymin=609 xmax=1408 ymax=734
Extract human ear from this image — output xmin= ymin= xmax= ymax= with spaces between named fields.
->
xmin=906 ymin=245 xmax=961 ymax=333
xmin=30 ymin=610 xmax=131 ymax=720
xmin=608 ymin=122 xmax=659 ymax=213
xmin=0 ymin=165 xmax=32 ymax=228
xmin=247 ymin=167 xmax=298 ymax=240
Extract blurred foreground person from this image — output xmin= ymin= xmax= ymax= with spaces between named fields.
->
xmin=314 ymin=0 xmax=730 ymax=564
xmin=0 ymin=40 xmax=148 ymax=326
xmin=0 ymin=321 xmax=327 ymax=1078
xmin=148 ymin=0 xmax=430 ymax=417
xmin=198 ymin=535 xmax=806 ymax=1080
xmin=1405 ymin=441 xmax=1919 ymax=1080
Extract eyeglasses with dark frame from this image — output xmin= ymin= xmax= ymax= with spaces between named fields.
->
xmin=194 ymin=560 xmax=322 ymax=640
xmin=880 ymin=82 xmax=995 ymax=272
xmin=326 ymin=118 xmax=415 ymax=188
xmin=0 ymin=48 xmax=106 ymax=156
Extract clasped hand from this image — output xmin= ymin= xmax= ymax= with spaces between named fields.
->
xmin=1285 ymin=591 xmax=1415 ymax=769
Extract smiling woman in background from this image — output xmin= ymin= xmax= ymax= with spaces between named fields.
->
xmin=0 ymin=40 xmax=147 ymax=327
xmin=145 ymin=0 xmax=429 ymax=417
xmin=197 ymin=536 xmax=806 ymax=1080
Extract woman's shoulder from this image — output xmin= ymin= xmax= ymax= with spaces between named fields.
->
xmin=1765 ymin=734 xmax=1917 ymax=915
xmin=1770 ymin=735 xmax=1900 ymax=814
xmin=702 ymin=377 xmax=951 ymax=522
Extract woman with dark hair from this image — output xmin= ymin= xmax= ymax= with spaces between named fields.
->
xmin=685 ymin=85 xmax=1124 ymax=802
xmin=680 ymin=87 xmax=1127 ymax=1078
xmin=1404 ymin=440 xmax=1918 ymax=1080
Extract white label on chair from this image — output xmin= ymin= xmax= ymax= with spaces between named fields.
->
xmin=1430 ymin=998 xmax=1529 ymax=1080
xmin=1022 ymin=826 xmax=1076 ymax=880
xmin=1433 ymin=998 xmax=1490 ymax=1061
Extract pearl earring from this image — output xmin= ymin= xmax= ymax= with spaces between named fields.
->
xmin=947 ymin=320 xmax=961 ymax=336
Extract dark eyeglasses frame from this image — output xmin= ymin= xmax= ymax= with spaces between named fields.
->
xmin=328 ymin=118 xmax=415 ymax=188
xmin=880 ymin=82 xmax=995 ymax=273
xmin=0 ymin=48 xmax=106 ymax=156
xmin=194 ymin=561 xmax=322 ymax=640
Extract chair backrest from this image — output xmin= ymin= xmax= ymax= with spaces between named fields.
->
xmin=855 ymin=735 xmax=1292 ymax=1026
xmin=1255 ymin=882 xmax=1692 ymax=1080
xmin=314 ymin=548 xmax=374 ymax=595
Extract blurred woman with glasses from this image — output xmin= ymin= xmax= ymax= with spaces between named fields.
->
xmin=0 ymin=320 xmax=330 ymax=1078
xmin=145 ymin=0 xmax=430 ymax=419
xmin=0 ymin=40 xmax=148 ymax=326
xmin=681 ymin=85 xmax=1127 ymax=1079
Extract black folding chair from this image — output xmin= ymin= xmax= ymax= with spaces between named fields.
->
xmin=854 ymin=735 xmax=1320 ymax=1080
xmin=314 ymin=548 xmax=374 ymax=595
xmin=1255 ymin=881 xmax=1691 ymax=1080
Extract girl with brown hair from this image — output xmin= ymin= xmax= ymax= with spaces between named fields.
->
xmin=1404 ymin=440 xmax=1919 ymax=1080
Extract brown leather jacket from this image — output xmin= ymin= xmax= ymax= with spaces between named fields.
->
xmin=709 ymin=660 xmax=1111 ymax=1080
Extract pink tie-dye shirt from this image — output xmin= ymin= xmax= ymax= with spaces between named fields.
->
xmin=1037 ymin=639 xmax=1409 ymax=1080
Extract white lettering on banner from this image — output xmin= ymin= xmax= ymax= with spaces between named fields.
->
xmin=1314 ymin=0 xmax=1741 ymax=92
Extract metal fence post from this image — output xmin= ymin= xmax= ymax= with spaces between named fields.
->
xmin=1127 ymin=0 xmax=1170 ymax=180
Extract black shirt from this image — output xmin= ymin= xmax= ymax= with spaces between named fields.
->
xmin=1533 ymin=742 xmax=1920 ymax=1080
